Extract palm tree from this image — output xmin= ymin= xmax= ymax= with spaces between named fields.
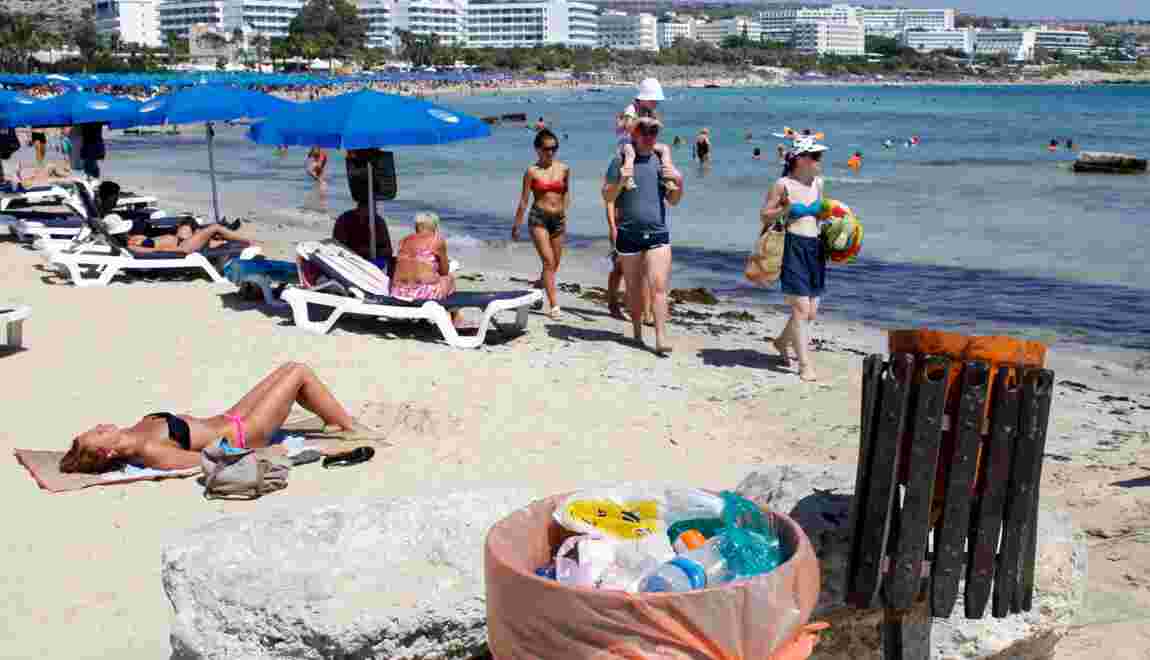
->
xmin=164 ymin=30 xmax=181 ymax=65
xmin=5 ymin=14 xmax=42 ymax=73
xmin=249 ymin=33 xmax=268 ymax=69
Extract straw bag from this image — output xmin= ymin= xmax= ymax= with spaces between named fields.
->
xmin=745 ymin=222 xmax=786 ymax=285
xmin=201 ymin=444 xmax=289 ymax=500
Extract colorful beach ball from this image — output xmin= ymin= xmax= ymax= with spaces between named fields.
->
xmin=818 ymin=199 xmax=864 ymax=263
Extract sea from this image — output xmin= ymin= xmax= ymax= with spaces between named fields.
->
xmin=103 ymin=84 xmax=1150 ymax=352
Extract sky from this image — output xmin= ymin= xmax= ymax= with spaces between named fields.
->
xmin=881 ymin=0 xmax=1146 ymax=21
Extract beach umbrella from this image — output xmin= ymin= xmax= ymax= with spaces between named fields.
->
xmin=0 ymin=90 xmax=143 ymax=129
xmin=247 ymin=90 xmax=491 ymax=259
xmin=135 ymin=85 xmax=294 ymax=224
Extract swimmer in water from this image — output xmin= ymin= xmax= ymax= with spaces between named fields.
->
xmin=753 ymin=147 xmax=762 ymax=160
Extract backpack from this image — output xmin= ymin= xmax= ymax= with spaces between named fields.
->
xmin=200 ymin=443 xmax=290 ymax=500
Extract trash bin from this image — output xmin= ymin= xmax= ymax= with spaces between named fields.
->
xmin=485 ymin=493 xmax=820 ymax=660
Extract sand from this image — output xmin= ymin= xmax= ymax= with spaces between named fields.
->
xmin=1 ymin=169 xmax=1147 ymax=659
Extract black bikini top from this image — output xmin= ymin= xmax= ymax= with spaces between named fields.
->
xmin=147 ymin=412 xmax=191 ymax=450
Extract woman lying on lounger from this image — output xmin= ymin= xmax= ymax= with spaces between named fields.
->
xmin=125 ymin=218 xmax=254 ymax=254
xmin=60 ymin=363 xmax=366 ymax=473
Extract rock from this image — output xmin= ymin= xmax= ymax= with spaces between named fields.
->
xmin=669 ymin=287 xmax=719 ymax=305
xmin=737 ymin=465 xmax=1086 ymax=660
xmin=1073 ymin=151 xmax=1148 ymax=174
xmin=163 ymin=489 xmax=540 ymax=660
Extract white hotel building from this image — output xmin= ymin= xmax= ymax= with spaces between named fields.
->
xmin=598 ymin=11 xmax=658 ymax=51
xmin=94 ymin=0 xmax=163 ymax=47
xmin=158 ymin=0 xmax=303 ymax=38
xmin=792 ymin=18 xmax=865 ymax=56
xmin=974 ymin=29 xmax=1036 ymax=61
xmin=695 ymin=16 xmax=761 ymax=46
xmin=902 ymin=27 xmax=974 ymax=54
xmin=760 ymin=5 xmax=954 ymax=43
xmin=758 ymin=4 xmax=859 ymax=43
xmin=468 ymin=0 xmax=598 ymax=49
xmin=359 ymin=0 xmax=395 ymax=49
xmin=657 ymin=15 xmax=696 ymax=49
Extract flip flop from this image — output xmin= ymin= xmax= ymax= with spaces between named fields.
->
xmin=322 ymin=446 xmax=375 ymax=469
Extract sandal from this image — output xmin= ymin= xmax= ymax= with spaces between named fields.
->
xmin=322 ymin=446 xmax=375 ymax=469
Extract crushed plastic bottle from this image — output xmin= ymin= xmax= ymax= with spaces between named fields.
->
xmin=639 ymin=537 xmax=732 ymax=593
xmin=718 ymin=491 xmax=784 ymax=578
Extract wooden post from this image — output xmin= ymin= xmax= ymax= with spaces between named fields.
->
xmin=964 ymin=366 xmax=1020 ymax=618
xmin=886 ymin=356 xmax=948 ymax=608
xmin=931 ymin=362 xmax=989 ymax=617
xmin=847 ymin=354 xmax=914 ymax=608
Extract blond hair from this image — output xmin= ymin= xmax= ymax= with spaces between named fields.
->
xmin=414 ymin=212 xmax=440 ymax=233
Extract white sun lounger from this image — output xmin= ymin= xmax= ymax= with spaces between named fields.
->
xmin=282 ymin=240 xmax=541 ymax=349
xmin=45 ymin=187 xmax=261 ymax=287
xmin=1 ymin=305 xmax=30 ymax=349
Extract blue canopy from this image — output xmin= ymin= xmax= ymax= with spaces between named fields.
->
xmin=0 ymin=91 xmax=143 ymax=129
xmin=247 ymin=90 xmax=490 ymax=149
xmin=135 ymin=84 xmax=293 ymax=125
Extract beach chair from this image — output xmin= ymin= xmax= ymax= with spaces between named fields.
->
xmin=0 ymin=305 xmax=30 ymax=349
xmin=45 ymin=186 xmax=260 ymax=287
xmin=282 ymin=240 xmax=542 ymax=349
xmin=2 ymin=180 xmax=172 ymax=243
xmin=844 ymin=335 xmax=1055 ymax=660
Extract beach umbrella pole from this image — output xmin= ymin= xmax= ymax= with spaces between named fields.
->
xmin=368 ymin=160 xmax=376 ymax=261
xmin=207 ymin=121 xmax=221 ymax=224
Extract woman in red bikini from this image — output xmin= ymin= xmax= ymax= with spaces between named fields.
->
xmin=60 ymin=363 xmax=365 ymax=473
xmin=511 ymin=129 xmax=570 ymax=319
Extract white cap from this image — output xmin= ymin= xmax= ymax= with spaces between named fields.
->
xmin=791 ymin=136 xmax=828 ymax=155
xmin=636 ymin=78 xmax=665 ymax=102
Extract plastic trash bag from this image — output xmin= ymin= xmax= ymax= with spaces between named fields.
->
xmin=553 ymin=485 xmax=725 ymax=542
xmin=486 ymin=493 xmax=821 ymax=660
xmin=717 ymin=491 xmax=785 ymax=579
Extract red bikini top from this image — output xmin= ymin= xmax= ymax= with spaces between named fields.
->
xmin=531 ymin=177 xmax=567 ymax=194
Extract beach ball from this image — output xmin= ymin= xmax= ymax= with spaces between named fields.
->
xmin=819 ymin=199 xmax=858 ymax=252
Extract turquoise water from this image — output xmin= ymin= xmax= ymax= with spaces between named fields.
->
xmin=105 ymin=84 xmax=1150 ymax=350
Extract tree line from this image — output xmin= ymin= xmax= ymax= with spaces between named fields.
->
xmin=1 ymin=0 xmax=1143 ymax=77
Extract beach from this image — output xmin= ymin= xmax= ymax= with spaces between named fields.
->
xmin=2 ymin=82 xmax=1149 ymax=658
xmin=3 ymin=204 xmax=1149 ymax=658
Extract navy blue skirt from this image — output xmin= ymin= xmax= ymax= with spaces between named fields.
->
xmin=780 ymin=232 xmax=826 ymax=298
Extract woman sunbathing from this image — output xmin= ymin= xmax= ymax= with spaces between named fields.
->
xmin=126 ymin=219 xmax=253 ymax=253
xmin=61 ymin=362 xmax=367 ymax=473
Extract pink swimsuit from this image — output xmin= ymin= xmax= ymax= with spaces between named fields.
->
xmin=389 ymin=243 xmax=455 ymax=301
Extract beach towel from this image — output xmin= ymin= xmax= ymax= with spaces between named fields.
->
xmin=13 ymin=449 xmax=201 ymax=492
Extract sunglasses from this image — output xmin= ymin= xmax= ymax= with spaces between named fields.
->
xmin=539 ymin=145 xmax=559 ymax=153
xmin=807 ymin=152 xmax=823 ymax=162
xmin=638 ymin=126 xmax=660 ymax=138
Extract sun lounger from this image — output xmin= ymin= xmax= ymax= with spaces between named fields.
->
xmin=4 ymin=208 xmax=87 ymax=241
xmin=1 ymin=305 xmax=30 ymax=349
xmin=45 ymin=186 xmax=261 ymax=287
xmin=283 ymin=240 xmax=541 ymax=349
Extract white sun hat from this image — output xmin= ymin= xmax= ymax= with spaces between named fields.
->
xmin=636 ymin=78 xmax=665 ymax=102
xmin=791 ymin=136 xmax=829 ymax=154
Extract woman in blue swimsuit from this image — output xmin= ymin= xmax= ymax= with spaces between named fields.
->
xmin=761 ymin=137 xmax=828 ymax=381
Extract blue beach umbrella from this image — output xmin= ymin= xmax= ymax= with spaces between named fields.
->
xmin=248 ymin=90 xmax=491 ymax=259
xmin=247 ymin=89 xmax=490 ymax=149
xmin=135 ymin=85 xmax=295 ymax=223
xmin=0 ymin=91 xmax=143 ymax=129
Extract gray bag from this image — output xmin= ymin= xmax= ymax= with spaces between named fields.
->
xmin=200 ymin=444 xmax=290 ymax=500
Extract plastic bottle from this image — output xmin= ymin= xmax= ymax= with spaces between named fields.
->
xmin=639 ymin=537 xmax=732 ymax=593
